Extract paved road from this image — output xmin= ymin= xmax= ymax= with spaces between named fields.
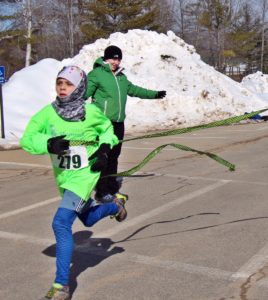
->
xmin=1 ymin=122 xmax=268 ymax=300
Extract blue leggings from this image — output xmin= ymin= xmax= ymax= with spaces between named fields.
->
xmin=52 ymin=192 xmax=118 ymax=285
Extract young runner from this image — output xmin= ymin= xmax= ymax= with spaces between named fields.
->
xmin=20 ymin=65 xmax=127 ymax=300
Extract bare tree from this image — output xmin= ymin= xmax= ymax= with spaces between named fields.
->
xmin=15 ymin=0 xmax=46 ymax=66
xmin=24 ymin=0 xmax=32 ymax=67
xmin=170 ymin=0 xmax=191 ymax=39
xmin=260 ymin=0 xmax=268 ymax=72
xmin=52 ymin=0 xmax=82 ymax=57
xmin=68 ymin=0 xmax=74 ymax=57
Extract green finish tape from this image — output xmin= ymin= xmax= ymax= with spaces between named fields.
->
xmin=123 ymin=108 xmax=268 ymax=142
xmin=109 ymin=143 xmax=235 ymax=178
xmin=69 ymin=108 xmax=268 ymax=176
xmin=111 ymin=108 xmax=267 ymax=176
xmin=69 ymin=140 xmax=97 ymax=147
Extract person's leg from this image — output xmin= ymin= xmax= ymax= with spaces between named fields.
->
xmin=52 ymin=207 xmax=77 ymax=286
xmin=41 ymin=191 xmax=83 ymax=299
xmin=107 ymin=122 xmax=125 ymax=194
xmin=94 ymin=166 xmax=110 ymax=197
xmin=78 ymin=201 xmax=118 ymax=227
xmin=51 ymin=190 xmax=89 ymax=286
xmin=106 ymin=145 xmax=123 ymax=194
xmin=95 ymin=122 xmax=125 ymax=198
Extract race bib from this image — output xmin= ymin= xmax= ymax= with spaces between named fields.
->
xmin=51 ymin=146 xmax=88 ymax=170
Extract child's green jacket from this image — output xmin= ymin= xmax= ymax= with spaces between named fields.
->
xmin=20 ymin=103 xmax=119 ymax=200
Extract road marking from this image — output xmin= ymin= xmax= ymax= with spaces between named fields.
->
xmin=0 ymin=167 xmax=265 ymax=225
xmin=0 ymin=177 xmax=267 ymax=289
xmin=157 ymin=172 xmax=268 ymax=186
xmin=0 ymin=161 xmax=51 ymax=168
xmin=0 ymin=230 xmax=53 ymax=245
xmin=216 ymin=241 xmax=268 ymax=297
xmin=220 ymin=126 xmax=268 ymax=132
xmin=95 ymin=180 xmax=229 ymax=238
xmin=231 ymin=241 xmax=268 ymax=280
xmin=153 ymin=136 xmax=228 ymax=139
xmin=1 ymin=229 xmax=268 ymax=288
xmin=0 ymin=196 xmax=60 ymax=220
xmin=0 ymin=230 xmax=233 ymax=281
xmin=121 ymin=171 xmax=268 ymax=189
xmin=122 ymin=146 xmax=180 ymax=151
xmin=0 ymin=180 xmax=228 ymax=224
xmin=256 ymin=126 xmax=268 ymax=131
xmin=79 ymin=243 xmax=235 ymax=281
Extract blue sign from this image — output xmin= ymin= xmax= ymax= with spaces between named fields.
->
xmin=0 ymin=66 xmax=5 ymax=84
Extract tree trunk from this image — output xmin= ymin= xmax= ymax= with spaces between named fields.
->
xmin=67 ymin=0 xmax=74 ymax=57
xmin=260 ymin=0 xmax=267 ymax=72
xmin=25 ymin=0 xmax=32 ymax=67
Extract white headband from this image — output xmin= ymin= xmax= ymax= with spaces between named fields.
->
xmin=57 ymin=66 xmax=84 ymax=87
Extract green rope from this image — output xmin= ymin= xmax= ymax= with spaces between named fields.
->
xmin=69 ymin=140 xmax=97 ymax=147
xmin=123 ymin=108 xmax=268 ymax=142
xmin=69 ymin=108 xmax=268 ymax=176
xmin=108 ymin=143 xmax=235 ymax=178
xmin=108 ymin=108 xmax=266 ymax=176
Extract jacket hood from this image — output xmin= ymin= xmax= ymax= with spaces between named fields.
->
xmin=93 ymin=57 xmax=124 ymax=75
xmin=93 ymin=57 xmax=109 ymax=70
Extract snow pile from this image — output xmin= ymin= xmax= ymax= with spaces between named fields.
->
xmin=2 ymin=29 xmax=267 ymax=141
xmin=3 ymin=58 xmax=63 ymax=140
xmin=70 ymin=30 xmax=266 ymax=132
xmin=241 ymin=71 xmax=268 ymax=101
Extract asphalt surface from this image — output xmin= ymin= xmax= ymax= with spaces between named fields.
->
xmin=1 ymin=122 xmax=268 ymax=299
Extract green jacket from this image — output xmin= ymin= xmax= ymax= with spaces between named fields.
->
xmin=20 ymin=103 xmax=118 ymax=200
xmin=85 ymin=57 xmax=158 ymax=122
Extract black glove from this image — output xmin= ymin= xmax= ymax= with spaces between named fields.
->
xmin=88 ymin=143 xmax=111 ymax=172
xmin=156 ymin=91 xmax=166 ymax=99
xmin=47 ymin=135 xmax=69 ymax=155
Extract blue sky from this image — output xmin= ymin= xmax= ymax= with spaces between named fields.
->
xmin=0 ymin=1 xmax=19 ymax=30
xmin=0 ymin=1 xmax=18 ymax=14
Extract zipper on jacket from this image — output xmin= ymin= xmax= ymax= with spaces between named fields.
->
xmin=104 ymin=100 xmax=107 ymax=115
xmin=113 ymin=73 xmax=122 ymax=122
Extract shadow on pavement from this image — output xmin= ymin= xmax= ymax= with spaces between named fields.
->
xmin=42 ymin=230 xmax=124 ymax=298
xmin=117 ymin=214 xmax=268 ymax=243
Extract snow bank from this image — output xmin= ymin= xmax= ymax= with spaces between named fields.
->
xmin=2 ymin=29 xmax=267 ymax=141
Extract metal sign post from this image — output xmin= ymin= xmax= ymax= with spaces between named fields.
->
xmin=0 ymin=66 xmax=5 ymax=139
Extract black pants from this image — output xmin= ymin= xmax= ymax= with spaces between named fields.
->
xmin=95 ymin=122 xmax=125 ymax=196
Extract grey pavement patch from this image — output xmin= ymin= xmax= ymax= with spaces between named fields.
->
xmin=157 ymin=172 xmax=268 ymax=186
xmin=1 ymin=176 xmax=268 ymax=290
xmin=0 ymin=229 xmax=233 ymax=281
xmin=0 ymin=196 xmax=60 ymax=220
xmin=1 ymin=229 xmax=268 ymax=289
xmin=95 ymin=181 xmax=229 ymax=239
xmin=231 ymin=241 xmax=268 ymax=280
xmin=214 ymin=240 xmax=268 ymax=298
xmin=220 ymin=126 xmax=268 ymax=132
xmin=122 ymin=146 xmax=180 ymax=151
xmin=0 ymin=144 xmax=20 ymax=151
xmin=0 ymin=161 xmax=51 ymax=169
xmin=0 ymin=230 xmax=53 ymax=245
xmin=154 ymin=136 xmax=228 ymax=139
xmin=78 ymin=243 xmax=234 ymax=281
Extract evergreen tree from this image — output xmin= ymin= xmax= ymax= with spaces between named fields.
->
xmin=226 ymin=3 xmax=260 ymax=73
xmin=80 ymin=0 xmax=161 ymax=43
xmin=0 ymin=9 xmax=25 ymax=78
xmin=197 ymin=0 xmax=233 ymax=69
